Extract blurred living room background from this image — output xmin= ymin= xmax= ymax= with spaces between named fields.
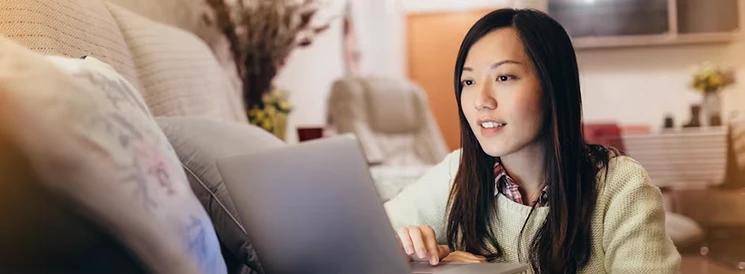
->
xmin=284 ymin=0 xmax=745 ymax=272
xmin=286 ymin=0 xmax=744 ymax=144
xmin=2 ymin=0 xmax=745 ymax=273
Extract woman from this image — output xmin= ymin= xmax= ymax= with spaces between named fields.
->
xmin=384 ymin=8 xmax=681 ymax=274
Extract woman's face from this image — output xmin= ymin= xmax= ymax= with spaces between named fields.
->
xmin=459 ymin=27 xmax=544 ymax=157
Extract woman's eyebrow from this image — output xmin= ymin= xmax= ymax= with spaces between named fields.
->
xmin=463 ymin=59 xmax=521 ymax=71
xmin=490 ymin=60 xmax=521 ymax=69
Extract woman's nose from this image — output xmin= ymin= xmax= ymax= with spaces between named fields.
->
xmin=474 ymin=83 xmax=496 ymax=111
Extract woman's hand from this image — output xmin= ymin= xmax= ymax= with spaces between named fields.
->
xmin=397 ymin=225 xmax=450 ymax=265
xmin=441 ymin=251 xmax=488 ymax=263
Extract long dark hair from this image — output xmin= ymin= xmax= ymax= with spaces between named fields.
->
xmin=446 ymin=8 xmax=615 ymax=274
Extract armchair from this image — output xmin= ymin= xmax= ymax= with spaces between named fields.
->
xmin=327 ymin=77 xmax=449 ymax=167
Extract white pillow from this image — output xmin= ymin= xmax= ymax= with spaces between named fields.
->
xmin=0 ymin=35 xmax=227 ymax=274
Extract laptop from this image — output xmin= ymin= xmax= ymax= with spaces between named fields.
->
xmin=216 ymin=134 xmax=529 ymax=274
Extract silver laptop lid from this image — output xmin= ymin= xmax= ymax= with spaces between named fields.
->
xmin=216 ymin=134 xmax=411 ymax=274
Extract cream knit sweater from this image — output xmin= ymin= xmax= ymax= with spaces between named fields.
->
xmin=384 ymin=150 xmax=681 ymax=273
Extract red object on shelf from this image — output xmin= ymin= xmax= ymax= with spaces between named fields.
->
xmin=297 ymin=127 xmax=324 ymax=142
xmin=584 ymin=123 xmax=625 ymax=152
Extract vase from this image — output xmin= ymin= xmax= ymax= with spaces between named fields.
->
xmin=272 ymin=112 xmax=288 ymax=141
xmin=247 ymin=106 xmax=289 ymax=141
xmin=702 ymin=91 xmax=722 ymax=126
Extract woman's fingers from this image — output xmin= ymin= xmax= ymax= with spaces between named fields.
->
xmin=397 ymin=227 xmax=414 ymax=256
xmin=441 ymin=251 xmax=488 ymax=263
xmin=419 ymin=225 xmax=441 ymax=265
xmin=407 ymin=226 xmax=428 ymax=260
xmin=437 ymin=244 xmax=451 ymax=259
xmin=458 ymin=251 xmax=485 ymax=261
xmin=396 ymin=225 xmax=447 ymax=265
xmin=442 ymin=254 xmax=480 ymax=263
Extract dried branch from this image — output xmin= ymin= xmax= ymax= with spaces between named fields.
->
xmin=204 ymin=0 xmax=333 ymax=110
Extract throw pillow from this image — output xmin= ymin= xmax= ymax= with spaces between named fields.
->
xmin=155 ymin=116 xmax=287 ymax=274
xmin=0 ymin=115 xmax=145 ymax=273
xmin=0 ymin=36 xmax=226 ymax=274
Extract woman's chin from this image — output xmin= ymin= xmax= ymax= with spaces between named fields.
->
xmin=483 ymin=151 xmax=504 ymax=158
xmin=475 ymin=136 xmax=514 ymax=157
xmin=479 ymin=145 xmax=509 ymax=158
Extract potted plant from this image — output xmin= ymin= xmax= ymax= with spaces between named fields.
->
xmin=690 ymin=62 xmax=736 ymax=126
xmin=204 ymin=0 xmax=331 ymax=139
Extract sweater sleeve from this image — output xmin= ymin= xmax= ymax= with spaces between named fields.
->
xmin=601 ymin=156 xmax=682 ymax=273
xmin=383 ymin=150 xmax=460 ymax=244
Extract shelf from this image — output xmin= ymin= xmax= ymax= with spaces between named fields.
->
xmin=548 ymin=0 xmax=743 ymax=50
xmin=572 ymin=31 xmax=741 ymax=50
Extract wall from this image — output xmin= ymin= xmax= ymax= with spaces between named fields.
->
xmin=576 ymin=0 xmax=745 ymax=128
xmin=349 ymin=0 xmax=407 ymax=79
xmin=276 ymin=0 xmax=406 ymax=143
xmin=274 ymin=0 xmax=347 ymax=143
xmin=578 ymin=41 xmax=745 ymax=128
xmin=400 ymin=0 xmax=541 ymax=14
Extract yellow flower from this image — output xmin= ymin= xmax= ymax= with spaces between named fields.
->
xmin=261 ymin=119 xmax=272 ymax=130
xmin=690 ymin=63 xmax=736 ymax=93
xmin=709 ymin=74 xmax=723 ymax=87
xmin=248 ymin=108 xmax=261 ymax=117
xmin=278 ymin=101 xmax=291 ymax=111
xmin=250 ymin=115 xmax=262 ymax=125
xmin=255 ymin=110 xmax=265 ymax=120
xmin=266 ymin=105 xmax=277 ymax=116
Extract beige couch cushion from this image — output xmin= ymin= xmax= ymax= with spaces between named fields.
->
xmin=106 ymin=3 xmax=246 ymax=122
xmin=0 ymin=0 xmax=140 ymax=90
xmin=105 ymin=0 xmax=242 ymax=96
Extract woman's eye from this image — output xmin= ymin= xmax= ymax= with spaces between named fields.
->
xmin=497 ymin=75 xmax=515 ymax=82
xmin=462 ymin=80 xmax=474 ymax=86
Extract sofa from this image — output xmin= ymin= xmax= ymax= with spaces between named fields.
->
xmin=0 ymin=0 xmax=246 ymax=122
xmin=0 ymin=0 xmax=265 ymax=273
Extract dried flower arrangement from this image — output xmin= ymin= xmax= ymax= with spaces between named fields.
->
xmin=204 ymin=0 xmax=332 ymax=137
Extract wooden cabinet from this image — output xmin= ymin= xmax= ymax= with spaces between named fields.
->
xmin=405 ymin=8 xmax=498 ymax=150
xmin=543 ymin=0 xmax=743 ymax=49
xmin=550 ymin=0 xmax=670 ymax=38
xmin=677 ymin=0 xmax=739 ymax=34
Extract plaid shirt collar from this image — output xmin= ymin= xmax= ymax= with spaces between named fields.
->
xmin=494 ymin=161 xmax=549 ymax=207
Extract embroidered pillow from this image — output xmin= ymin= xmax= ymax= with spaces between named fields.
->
xmin=155 ymin=116 xmax=287 ymax=274
xmin=0 ymin=36 xmax=226 ymax=274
